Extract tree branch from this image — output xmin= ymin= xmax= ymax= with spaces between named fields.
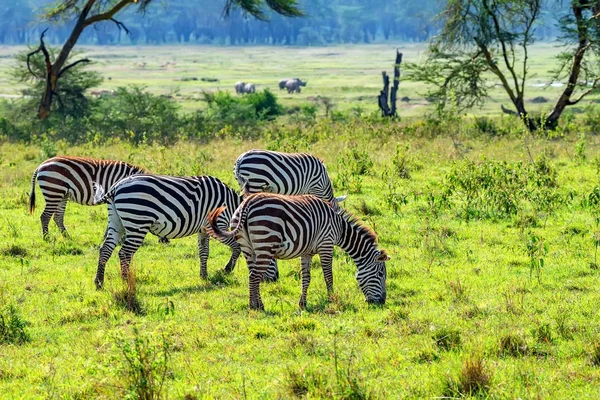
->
xmin=26 ymin=28 xmax=50 ymax=80
xmin=474 ymin=37 xmax=519 ymax=105
xmin=84 ymin=0 xmax=133 ymax=26
xmin=58 ymin=58 xmax=91 ymax=79
xmin=481 ymin=0 xmax=521 ymax=98
xmin=110 ymin=18 xmax=131 ymax=35
xmin=501 ymin=104 xmax=517 ymax=115
xmin=566 ymin=78 xmax=600 ymax=105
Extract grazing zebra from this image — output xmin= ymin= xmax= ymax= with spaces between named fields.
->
xmin=92 ymin=174 xmax=278 ymax=289
xmin=29 ymin=156 xmax=146 ymax=239
xmin=233 ymin=149 xmax=347 ymax=208
xmin=207 ymin=193 xmax=389 ymax=310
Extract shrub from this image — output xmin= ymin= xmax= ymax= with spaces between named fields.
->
xmin=443 ymin=156 xmax=561 ymax=220
xmin=92 ymin=85 xmax=182 ymax=145
xmin=0 ymin=304 xmax=30 ymax=345
xmin=115 ymin=328 xmax=171 ymax=400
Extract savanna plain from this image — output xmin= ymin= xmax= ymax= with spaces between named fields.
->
xmin=3 ymin=44 xmax=600 ymax=398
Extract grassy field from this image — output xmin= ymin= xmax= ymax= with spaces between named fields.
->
xmin=2 ymin=122 xmax=600 ymax=397
xmin=0 ymin=43 xmax=595 ymax=117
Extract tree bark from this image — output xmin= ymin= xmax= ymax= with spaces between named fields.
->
xmin=545 ymin=2 xmax=588 ymax=128
xmin=378 ymin=49 xmax=402 ymax=117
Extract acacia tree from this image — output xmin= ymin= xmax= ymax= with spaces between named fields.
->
xmin=30 ymin=0 xmax=302 ymax=119
xmin=407 ymin=0 xmax=600 ymax=131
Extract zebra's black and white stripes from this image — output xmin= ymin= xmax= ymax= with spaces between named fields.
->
xmin=233 ymin=149 xmax=346 ymax=207
xmin=208 ymin=193 xmax=388 ymax=310
xmin=29 ymin=156 xmax=146 ymax=239
xmin=92 ymin=174 xmax=278 ymax=289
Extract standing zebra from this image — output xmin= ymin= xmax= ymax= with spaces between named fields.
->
xmin=207 ymin=193 xmax=389 ymax=310
xmin=92 ymin=174 xmax=278 ymax=289
xmin=233 ymin=149 xmax=347 ymax=208
xmin=29 ymin=156 xmax=146 ymax=239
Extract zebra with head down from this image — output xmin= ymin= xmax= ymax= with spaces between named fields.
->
xmin=207 ymin=193 xmax=389 ymax=310
xmin=92 ymin=174 xmax=279 ymax=289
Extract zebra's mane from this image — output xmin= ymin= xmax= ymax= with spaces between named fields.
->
xmin=339 ymin=209 xmax=378 ymax=243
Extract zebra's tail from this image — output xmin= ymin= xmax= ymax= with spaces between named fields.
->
xmin=92 ymin=182 xmax=113 ymax=205
xmin=207 ymin=205 xmax=244 ymax=240
xmin=28 ymin=169 xmax=38 ymax=214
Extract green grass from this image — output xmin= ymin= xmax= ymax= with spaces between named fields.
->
xmin=0 ymin=43 xmax=596 ymax=117
xmin=3 ymin=125 xmax=600 ymax=397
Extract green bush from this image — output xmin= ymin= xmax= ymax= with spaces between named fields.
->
xmin=0 ymin=304 xmax=30 ymax=345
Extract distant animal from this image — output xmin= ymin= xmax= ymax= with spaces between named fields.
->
xmin=244 ymin=83 xmax=256 ymax=94
xmin=90 ymin=89 xmax=115 ymax=97
xmin=92 ymin=174 xmax=279 ymax=289
xmin=278 ymin=78 xmax=295 ymax=90
xmin=233 ymin=149 xmax=347 ymax=209
xmin=234 ymin=81 xmax=246 ymax=94
xmin=29 ymin=156 xmax=146 ymax=240
xmin=285 ymin=78 xmax=307 ymax=93
xmin=207 ymin=193 xmax=389 ymax=310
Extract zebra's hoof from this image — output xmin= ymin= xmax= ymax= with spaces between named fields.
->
xmin=94 ymin=280 xmax=104 ymax=290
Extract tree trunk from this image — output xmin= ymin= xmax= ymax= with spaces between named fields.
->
xmin=377 ymin=49 xmax=402 ymax=117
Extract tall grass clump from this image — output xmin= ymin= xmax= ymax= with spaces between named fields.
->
xmin=442 ymin=356 xmax=492 ymax=397
xmin=115 ymin=328 xmax=171 ymax=400
xmin=0 ymin=304 xmax=30 ymax=345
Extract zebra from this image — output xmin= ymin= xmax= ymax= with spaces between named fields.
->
xmin=29 ymin=156 xmax=146 ymax=239
xmin=92 ymin=174 xmax=278 ymax=289
xmin=207 ymin=193 xmax=389 ymax=310
xmin=233 ymin=149 xmax=347 ymax=209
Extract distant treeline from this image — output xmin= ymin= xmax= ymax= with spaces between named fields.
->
xmin=3 ymin=0 xmax=561 ymax=46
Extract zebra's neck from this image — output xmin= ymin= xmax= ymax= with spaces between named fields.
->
xmin=336 ymin=215 xmax=377 ymax=261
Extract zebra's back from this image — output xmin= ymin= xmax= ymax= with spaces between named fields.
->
xmin=233 ymin=150 xmax=334 ymax=201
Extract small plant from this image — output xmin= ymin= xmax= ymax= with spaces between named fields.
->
xmin=498 ymin=334 xmax=528 ymax=357
xmin=443 ymin=356 xmax=492 ymax=397
xmin=113 ymin=268 xmax=145 ymax=315
xmin=532 ymin=323 xmax=554 ymax=345
xmin=590 ymin=341 xmax=600 ymax=366
xmin=115 ymin=328 xmax=171 ymax=400
xmin=524 ymin=232 xmax=548 ymax=284
xmin=392 ymin=144 xmax=414 ymax=179
xmin=0 ymin=304 xmax=30 ymax=345
xmin=575 ymin=132 xmax=587 ymax=163
xmin=449 ymin=278 xmax=468 ymax=302
xmin=414 ymin=347 xmax=440 ymax=363
xmin=432 ymin=328 xmax=461 ymax=351
xmin=285 ymin=366 xmax=328 ymax=398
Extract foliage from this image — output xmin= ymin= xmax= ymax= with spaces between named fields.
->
xmin=442 ymin=157 xmax=561 ymax=220
xmin=408 ymin=0 xmax=600 ymax=131
xmin=0 ymin=304 xmax=30 ymax=345
xmin=114 ymin=328 xmax=171 ymax=399
xmin=12 ymin=47 xmax=102 ymax=119
xmin=92 ymin=86 xmax=182 ymax=145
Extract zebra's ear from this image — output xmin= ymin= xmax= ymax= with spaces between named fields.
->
xmin=335 ymin=195 xmax=348 ymax=203
xmin=376 ymin=250 xmax=390 ymax=262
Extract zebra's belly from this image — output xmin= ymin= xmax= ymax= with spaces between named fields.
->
xmin=149 ymin=219 xmax=201 ymax=239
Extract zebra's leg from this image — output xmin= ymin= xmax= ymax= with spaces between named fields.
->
xmin=118 ymin=233 xmax=146 ymax=282
xmin=299 ymin=255 xmax=313 ymax=309
xmin=197 ymin=232 xmax=209 ymax=279
xmin=40 ymin=194 xmax=64 ymax=240
xmin=320 ymin=249 xmax=335 ymax=298
xmin=53 ymin=196 xmax=69 ymax=237
xmin=221 ymin=235 xmax=241 ymax=274
xmin=262 ymin=259 xmax=280 ymax=282
xmin=95 ymin=217 xmax=124 ymax=289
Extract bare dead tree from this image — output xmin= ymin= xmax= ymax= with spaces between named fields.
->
xmin=378 ymin=50 xmax=402 ymax=117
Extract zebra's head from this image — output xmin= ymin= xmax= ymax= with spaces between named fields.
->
xmin=356 ymin=249 xmax=389 ymax=305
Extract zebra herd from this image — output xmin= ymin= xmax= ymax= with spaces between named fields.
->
xmin=29 ymin=150 xmax=389 ymax=310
